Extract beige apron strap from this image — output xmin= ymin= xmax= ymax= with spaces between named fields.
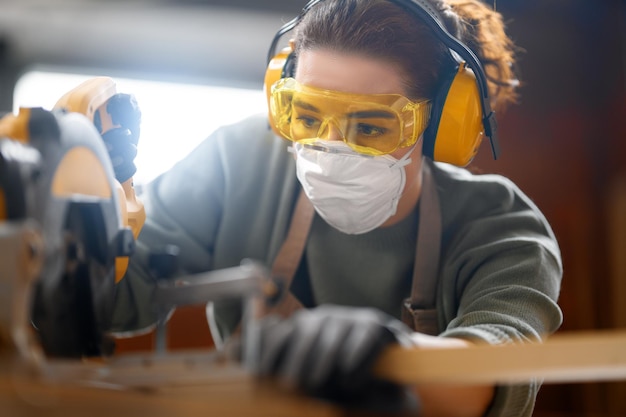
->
xmin=264 ymin=160 xmax=442 ymax=333
xmin=264 ymin=189 xmax=315 ymax=318
xmin=401 ymin=160 xmax=442 ymax=336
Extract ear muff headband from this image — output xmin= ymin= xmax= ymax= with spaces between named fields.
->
xmin=266 ymin=0 xmax=500 ymax=166
xmin=393 ymin=0 xmax=499 ymax=165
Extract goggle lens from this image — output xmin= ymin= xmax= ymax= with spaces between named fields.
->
xmin=270 ymin=78 xmax=431 ymax=155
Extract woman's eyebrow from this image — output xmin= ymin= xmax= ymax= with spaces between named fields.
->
xmin=292 ymin=99 xmax=394 ymax=119
xmin=293 ymin=99 xmax=320 ymax=112
xmin=347 ymin=110 xmax=395 ymax=119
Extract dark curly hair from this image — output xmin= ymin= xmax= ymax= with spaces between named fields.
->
xmin=294 ymin=0 xmax=519 ymax=111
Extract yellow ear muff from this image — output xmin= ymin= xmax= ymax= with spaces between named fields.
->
xmin=264 ymin=45 xmax=294 ymax=137
xmin=432 ymin=62 xmax=484 ymax=166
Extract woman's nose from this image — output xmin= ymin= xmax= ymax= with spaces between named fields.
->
xmin=318 ymin=119 xmax=343 ymax=141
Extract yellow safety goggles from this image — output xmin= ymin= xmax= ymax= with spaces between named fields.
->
xmin=268 ymin=78 xmax=431 ymax=156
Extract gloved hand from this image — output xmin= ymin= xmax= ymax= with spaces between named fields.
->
xmin=101 ymin=93 xmax=141 ymax=183
xmin=254 ymin=305 xmax=420 ymax=414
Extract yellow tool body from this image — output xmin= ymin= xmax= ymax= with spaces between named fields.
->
xmin=0 ymin=78 xmax=142 ymax=357
xmin=54 ymin=77 xmax=146 ymax=283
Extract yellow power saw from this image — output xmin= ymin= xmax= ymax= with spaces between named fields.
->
xmin=0 ymin=77 xmax=145 ymax=358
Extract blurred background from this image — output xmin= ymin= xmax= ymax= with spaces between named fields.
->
xmin=0 ymin=0 xmax=624 ymax=416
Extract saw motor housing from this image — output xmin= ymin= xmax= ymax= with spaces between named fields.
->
xmin=0 ymin=100 xmax=136 ymax=357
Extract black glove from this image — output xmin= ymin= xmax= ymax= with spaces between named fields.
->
xmin=255 ymin=305 xmax=420 ymax=414
xmin=101 ymin=93 xmax=141 ymax=183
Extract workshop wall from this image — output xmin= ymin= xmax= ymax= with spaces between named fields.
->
xmin=471 ymin=1 xmax=626 ymax=415
xmin=1 ymin=1 xmax=624 ymax=415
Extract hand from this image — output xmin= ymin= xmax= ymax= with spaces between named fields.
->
xmin=254 ymin=305 xmax=420 ymax=414
xmin=102 ymin=93 xmax=141 ymax=183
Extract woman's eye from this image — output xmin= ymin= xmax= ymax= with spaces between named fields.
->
xmin=296 ymin=116 xmax=319 ymax=129
xmin=357 ymin=123 xmax=387 ymax=137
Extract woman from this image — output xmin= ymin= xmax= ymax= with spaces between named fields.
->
xmin=112 ymin=1 xmax=563 ymax=416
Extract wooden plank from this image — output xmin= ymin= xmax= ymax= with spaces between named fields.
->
xmin=35 ymin=329 xmax=626 ymax=388
xmin=375 ymin=330 xmax=626 ymax=385
xmin=3 ymin=329 xmax=626 ymax=417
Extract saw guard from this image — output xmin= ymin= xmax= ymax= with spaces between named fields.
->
xmin=53 ymin=76 xmax=145 ymax=282
xmin=0 ymin=107 xmax=133 ymax=358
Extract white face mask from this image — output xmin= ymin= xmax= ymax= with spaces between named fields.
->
xmin=293 ymin=140 xmax=413 ymax=235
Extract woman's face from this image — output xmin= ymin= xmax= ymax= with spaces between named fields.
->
xmin=294 ymin=48 xmax=424 ymax=226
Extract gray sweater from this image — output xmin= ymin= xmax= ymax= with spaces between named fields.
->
xmin=112 ymin=113 xmax=563 ymax=417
